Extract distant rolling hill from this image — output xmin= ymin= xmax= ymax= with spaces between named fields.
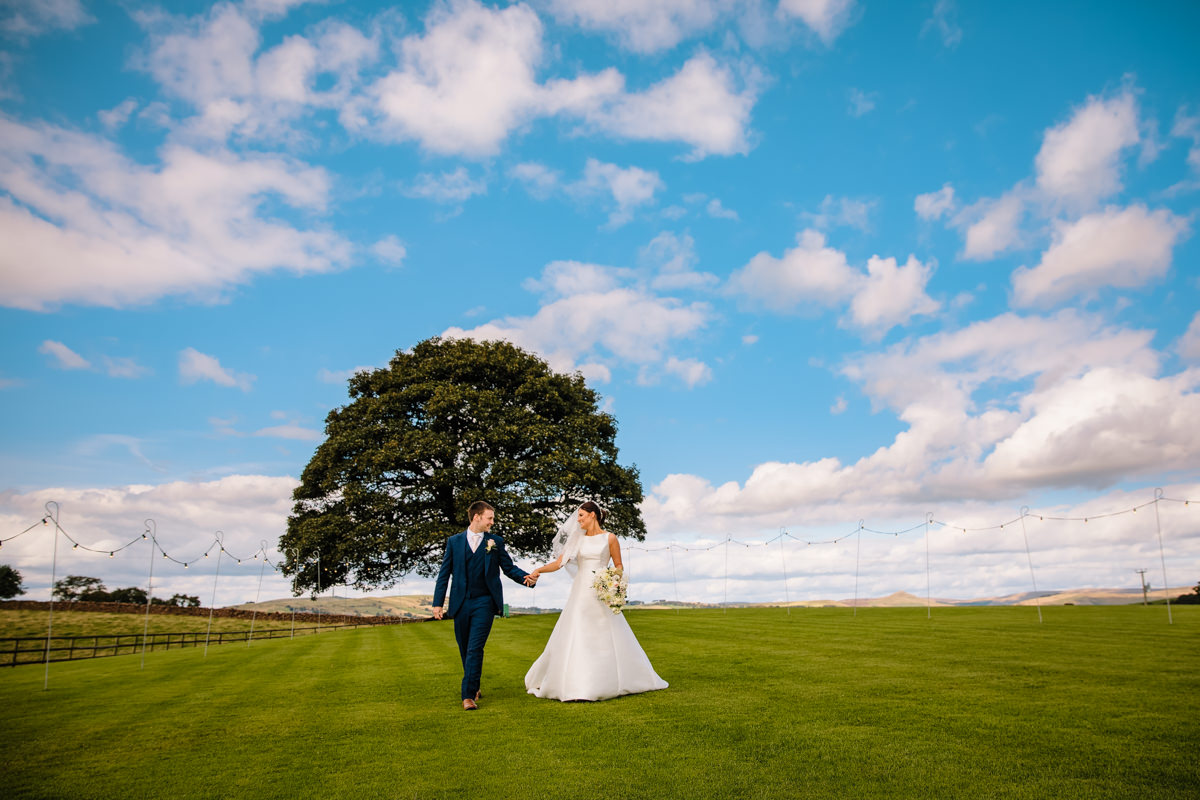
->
xmin=230 ymin=586 xmax=1195 ymax=616
xmin=227 ymin=594 xmax=557 ymax=617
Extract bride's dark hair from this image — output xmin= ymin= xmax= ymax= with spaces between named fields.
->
xmin=579 ymin=500 xmax=607 ymax=526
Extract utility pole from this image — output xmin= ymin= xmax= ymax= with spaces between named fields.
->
xmin=1135 ymin=569 xmax=1149 ymax=606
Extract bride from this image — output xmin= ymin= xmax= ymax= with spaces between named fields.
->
xmin=524 ymin=501 xmax=668 ymax=701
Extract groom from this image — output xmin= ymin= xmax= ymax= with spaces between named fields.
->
xmin=432 ymin=500 xmax=538 ymax=710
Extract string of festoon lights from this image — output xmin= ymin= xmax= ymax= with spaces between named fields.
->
xmin=3 ymin=491 xmax=1193 ymax=688
xmin=1 ymin=502 xmax=335 ymax=689
xmin=620 ymin=489 xmax=1192 ymax=624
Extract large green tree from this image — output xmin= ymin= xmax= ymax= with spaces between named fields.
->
xmin=0 ymin=564 xmax=25 ymax=599
xmin=280 ymin=337 xmax=646 ymax=594
xmin=52 ymin=575 xmax=104 ymax=602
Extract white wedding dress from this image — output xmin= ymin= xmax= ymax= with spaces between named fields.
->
xmin=525 ymin=533 xmax=668 ymax=701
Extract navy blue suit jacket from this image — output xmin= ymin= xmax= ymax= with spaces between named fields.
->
xmin=432 ymin=531 xmax=530 ymax=617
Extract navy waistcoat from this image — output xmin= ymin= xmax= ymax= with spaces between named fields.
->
xmin=466 ymin=540 xmax=489 ymax=598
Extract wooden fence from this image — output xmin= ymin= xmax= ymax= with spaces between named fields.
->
xmin=0 ymin=620 xmax=424 ymax=667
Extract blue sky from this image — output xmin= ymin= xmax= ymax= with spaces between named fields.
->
xmin=1 ymin=0 xmax=1198 ymax=607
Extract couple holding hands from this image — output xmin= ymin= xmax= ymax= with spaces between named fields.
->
xmin=432 ymin=500 xmax=668 ymax=709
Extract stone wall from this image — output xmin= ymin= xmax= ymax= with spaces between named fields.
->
xmin=0 ymin=600 xmax=424 ymax=627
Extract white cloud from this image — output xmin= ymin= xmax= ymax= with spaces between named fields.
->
xmin=727 ymin=229 xmax=859 ymax=311
xmin=1167 ymin=106 xmax=1200 ymax=193
xmin=179 ymin=348 xmax=255 ymax=391
xmin=0 ymin=118 xmax=352 ymax=311
xmin=914 ymin=183 xmax=956 ymax=220
xmin=76 ymin=433 xmax=161 ymax=471
xmin=135 ymin=5 xmax=380 ymax=142
xmin=1035 ymin=90 xmax=1140 ymax=210
xmin=371 ymin=235 xmax=407 ymax=265
xmin=728 ymin=230 xmax=936 ymax=338
xmin=803 ymin=194 xmax=874 ymax=231
xmin=102 ymin=356 xmax=151 ymax=379
xmin=921 ymin=0 xmax=962 ymax=48
xmin=830 ymin=395 xmax=847 ymax=414
xmin=663 ymin=356 xmax=714 ymax=388
xmin=847 ymin=88 xmax=876 ymax=117
xmin=777 ymin=0 xmax=857 ymax=44
xmin=579 ymin=52 xmax=760 ymax=159
xmin=509 ymin=162 xmax=561 ymax=198
xmin=640 ymin=231 xmax=719 ymax=290
xmin=705 ymin=198 xmax=739 ymax=220
xmin=958 ymin=191 xmax=1025 ymax=261
xmin=848 ymin=255 xmax=940 ymax=339
xmin=1 ymin=0 xmax=93 ymax=38
xmin=978 ymin=367 xmax=1200 ymax=488
xmin=541 ymin=0 xmax=725 ymax=53
xmin=253 ymin=424 xmax=322 ymax=441
xmin=38 ymin=340 xmax=90 ymax=370
xmin=1179 ymin=314 xmax=1200 ymax=362
xmin=444 ymin=260 xmax=711 ymax=384
xmin=574 ymin=159 xmax=663 ymax=227
xmin=405 ymin=167 xmax=487 ymax=204
xmin=137 ymin=1 xmax=757 ymax=159
xmin=1173 ymin=107 xmax=1200 ymax=172
xmin=0 ymin=476 xmax=300 ymax=602
xmin=363 ymin=0 xmax=566 ymax=156
xmin=644 ymin=310 xmax=1199 ymax=538
xmin=98 ymin=98 xmax=139 ymax=131
xmin=1011 ymin=205 xmax=1188 ymax=307
xmin=317 ymin=366 xmax=375 ymax=384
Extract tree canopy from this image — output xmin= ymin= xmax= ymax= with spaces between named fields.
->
xmin=52 ymin=575 xmax=104 ymax=602
xmin=0 ymin=564 xmax=24 ymax=599
xmin=280 ymin=337 xmax=645 ymax=594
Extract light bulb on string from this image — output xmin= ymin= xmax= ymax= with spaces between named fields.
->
xmin=109 ymin=552 xmax=114 ymax=558
xmin=184 ymin=563 xmax=189 ymax=569
xmin=73 ymin=544 xmax=78 ymax=550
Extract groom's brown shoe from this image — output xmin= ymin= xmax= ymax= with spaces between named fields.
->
xmin=462 ymin=699 xmax=478 ymax=711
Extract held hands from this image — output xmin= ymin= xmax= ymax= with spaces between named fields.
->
xmin=523 ymin=571 xmax=540 ymax=587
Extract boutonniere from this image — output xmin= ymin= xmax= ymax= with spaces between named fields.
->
xmin=485 ymin=538 xmax=496 ymax=553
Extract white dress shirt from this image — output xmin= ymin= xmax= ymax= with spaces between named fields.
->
xmin=468 ymin=531 xmax=483 ymax=552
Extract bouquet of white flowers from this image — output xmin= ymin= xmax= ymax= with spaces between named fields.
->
xmin=592 ymin=566 xmax=628 ymax=614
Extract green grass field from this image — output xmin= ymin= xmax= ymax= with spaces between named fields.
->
xmin=0 ymin=608 xmax=291 ymax=639
xmin=1 ymin=606 xmax=1196 ymax=799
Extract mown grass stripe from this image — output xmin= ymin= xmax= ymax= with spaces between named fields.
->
xmin=0 ymin=607 xmax=1195 ymax=800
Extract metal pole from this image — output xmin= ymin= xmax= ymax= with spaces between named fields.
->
xmin=723 ymin=536 xmax=729 ymax=614
xmin=43 ymin=501 xmax=60 ymax=691
xmin=1135 ymin=569 xmax=1149 ymax=606
xmin=925 ymin=513 xmax=933 ymax=620
xmin=249 ymin=540 xmax=267 ymax=647
xmin=204 ymin=532 xmax=223 ymax=656
xmin=1152 ymin=489 xmax=1173 ymax=625
xmin=316 ymin=548 xmax=321 ymax=633
xmin=853 ymin=520 xmax=863 ymax=618
xmin=779 ymin=528 xmax=790 ymax=616
xmin=668 ymin=545 xmax=680 ymax=613
xmin=1018 ymin=507 xmax=1043 ymax=623
xmin=141 ymin=520 xmax=156 ymax=668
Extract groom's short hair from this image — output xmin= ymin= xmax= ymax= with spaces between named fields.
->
xmin=467 ymin=500 xmax=494 ymax=523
